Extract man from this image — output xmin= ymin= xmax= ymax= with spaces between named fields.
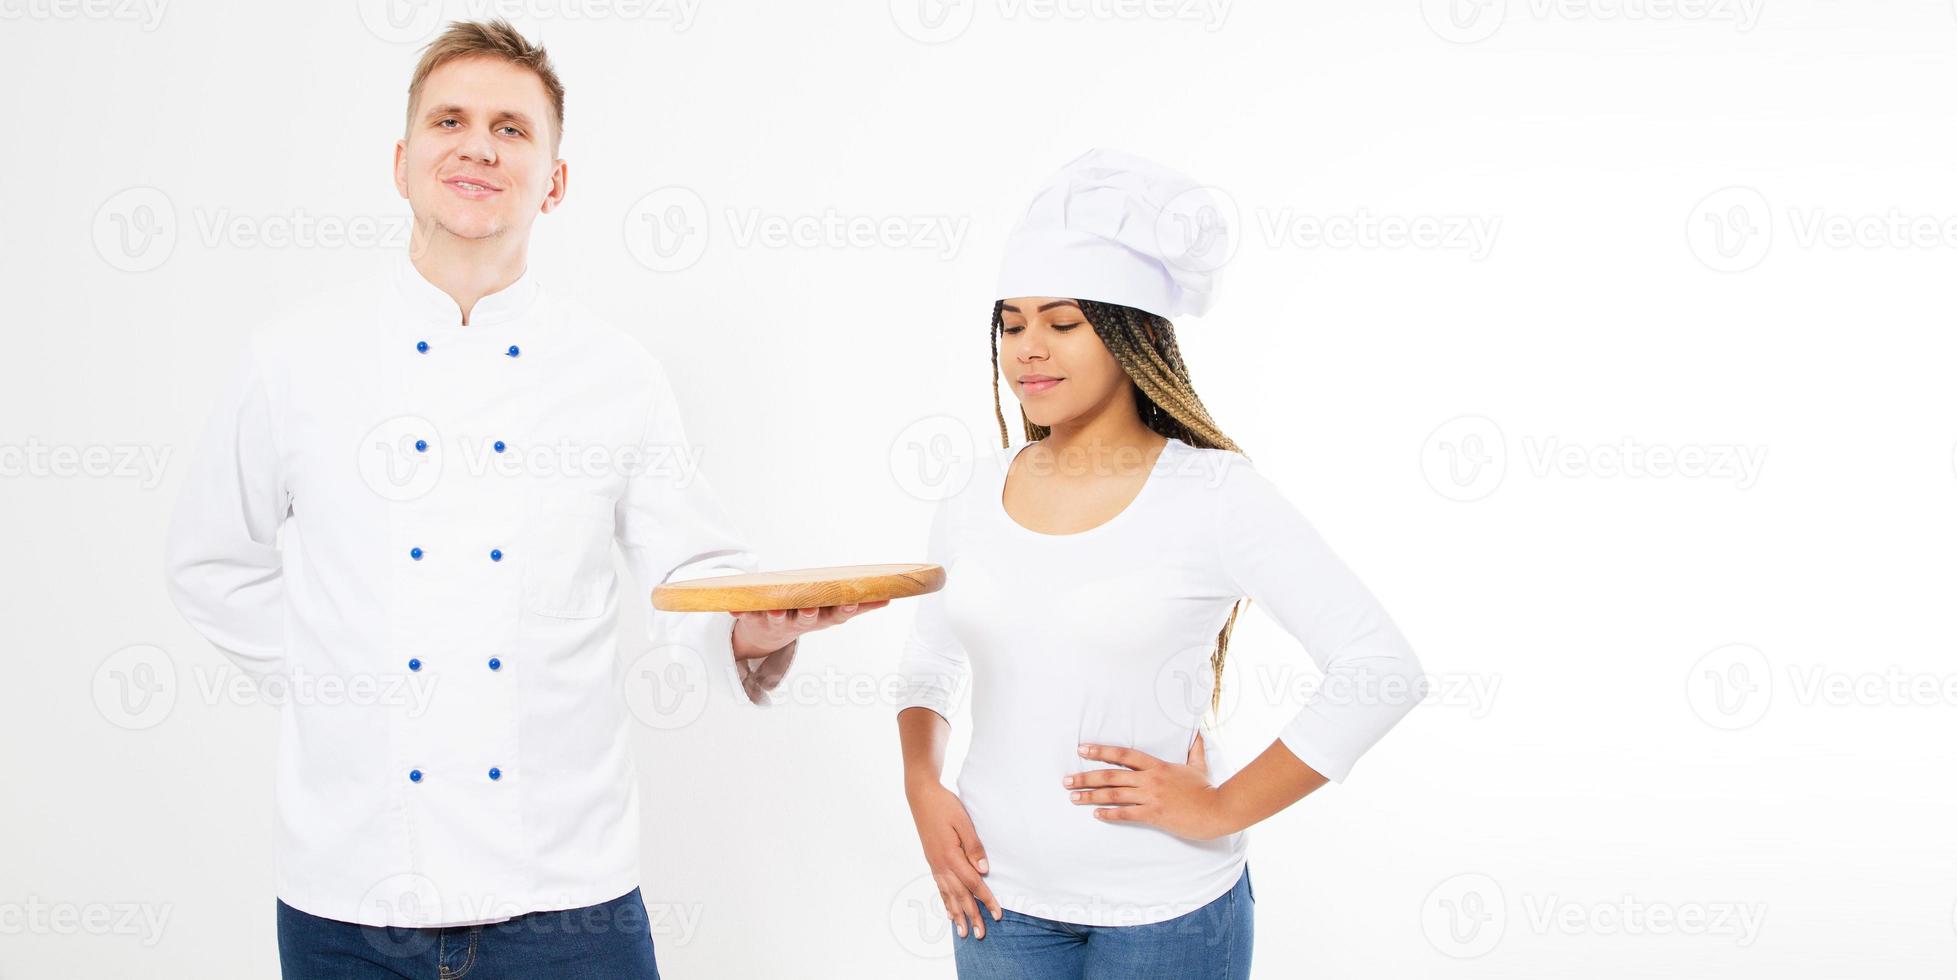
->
xmin=164 ymin=19 xmax=875 ymax=977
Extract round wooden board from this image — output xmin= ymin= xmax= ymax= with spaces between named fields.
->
xmin=651 ymin=563 xmax=945 ymax=612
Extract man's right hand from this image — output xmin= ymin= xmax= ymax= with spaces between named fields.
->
xmin=906 ymin=780 xmax=1002 ymax=940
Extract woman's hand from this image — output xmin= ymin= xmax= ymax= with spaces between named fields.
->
xmin=731 ymin=600 xmax=889 ymax=658
xmin=1065 ymin=732 xmax=1239 ymax=841
xmin=905 ymin=780 xmax=1002 ymax=940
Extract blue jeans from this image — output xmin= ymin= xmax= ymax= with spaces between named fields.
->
xmin=954 ymin=866 xmax=1254 ymax=980
xmin=276 ymin=887 xmax=660 ymax=979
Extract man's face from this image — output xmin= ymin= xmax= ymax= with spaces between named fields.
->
xmin=394 ymin=55 xmax=565 ymax=247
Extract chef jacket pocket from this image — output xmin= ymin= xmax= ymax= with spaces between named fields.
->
xmin=522 ymin=494 xmax=618 ymax=619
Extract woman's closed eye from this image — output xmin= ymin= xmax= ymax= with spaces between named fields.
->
xmin=1002 ymin=323 xmax=1081 ymax=335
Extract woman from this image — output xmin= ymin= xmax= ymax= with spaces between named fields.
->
xmin=895 ymin=149 xmax=1426 ymax=979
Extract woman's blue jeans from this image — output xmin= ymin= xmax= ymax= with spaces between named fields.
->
xmin=953 ymin=866 xmax=1254 ymax=980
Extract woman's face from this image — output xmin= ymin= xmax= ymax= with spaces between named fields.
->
xmin=999 ymin=297 xmax=1129 ymax=430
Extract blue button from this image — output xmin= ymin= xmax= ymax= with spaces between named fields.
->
xmin=414 ymin=439 xmax=428 ymax=453
xmin=410 ymin=547 xmax=423 ymax=561
xmin=416 ymin=340 xmax=429 ymax=354
xmin=489 ymin=549 xmax=503 ymax=562
xmin=408 ymin=658 xmax=421 ymax=671
xmin=488 ymin=657 xmax=502 ymax=671
xmin=493 ymin=440 xmax=506 ymax=453
xmin=409 ymin=769 xmax=423 ymax=783
xmin=506 ymin=344 xmax=521 ymax=358
xmin=488 ymin=767 xmax=502 ymax=781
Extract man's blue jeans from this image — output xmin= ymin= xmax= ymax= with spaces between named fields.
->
xmin=277 ymin=887 xmax=660 ymax=979
xmin=953 ymin=866 xmax=1254 ymax=980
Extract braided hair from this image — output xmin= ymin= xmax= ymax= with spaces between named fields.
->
xmin=989 ymin=298 xmax=1250 ymax=718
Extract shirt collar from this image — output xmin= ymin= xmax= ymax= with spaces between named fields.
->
xmin=391 ymin=251 xmax=543 ymax=330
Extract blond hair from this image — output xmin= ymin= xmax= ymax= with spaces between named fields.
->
xmin=405 ymin=18 xmax=565 ymax=155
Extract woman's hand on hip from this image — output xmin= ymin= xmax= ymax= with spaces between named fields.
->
xmin=905 ymin=780 xmax=1002 ymax=940
xmin=1065 ymin=732 xmax=1237 ymax=841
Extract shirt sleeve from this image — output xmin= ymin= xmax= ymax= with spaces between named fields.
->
xmin=164 ymin=341 xmax=289 ymax=679
xmin=1212 ymin=454 xmax=1425 ymax=782
xmin=615 ymin=358 xmax=795 ymax=707
xmin=894 ymin=492 xmax=969 ymax=723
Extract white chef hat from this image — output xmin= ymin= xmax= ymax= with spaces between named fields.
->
xmin=994 ymin=148 xmax=1231 ymax=320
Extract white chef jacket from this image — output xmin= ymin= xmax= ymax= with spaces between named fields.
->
xmin=165 ymin=252 xmax=796 ymax=927
xmin=897 ymin=437 xmax=1424 ymax=925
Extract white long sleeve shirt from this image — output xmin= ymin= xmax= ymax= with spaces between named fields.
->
xmin=165 ymin=253 xmax=794 ymax=927
xmin=897 ymin=436 xmax=1423 ymax=926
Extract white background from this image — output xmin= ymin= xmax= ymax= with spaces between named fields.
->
xmin=4 ymin=0 xmax=1955 ymax=976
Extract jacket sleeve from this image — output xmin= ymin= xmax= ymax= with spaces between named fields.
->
xmin=164 ymin=341 xmax=289 ymax=678
xmin=1213 ymin=455 xmax=1425 ymax=782
xmin=616 ymin=358 xmax=795 ymax=707
xmin=894 ymin=492 xmax=969 ymax=724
